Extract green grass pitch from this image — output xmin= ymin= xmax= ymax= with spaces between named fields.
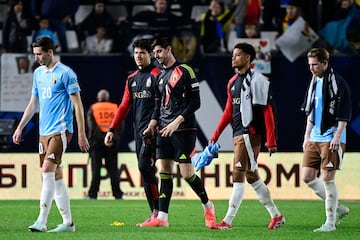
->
xmin=1 ymin=200 xmax=359 ymax=240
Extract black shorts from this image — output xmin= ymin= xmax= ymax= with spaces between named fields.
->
xmin=156 ymin=130 xmax=196 ymax=163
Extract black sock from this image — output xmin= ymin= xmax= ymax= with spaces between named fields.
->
xmin=185 ymin=174 xmax=209 ymax=204
xmin=158 ymin=173 xmax=173 ymax=213
xmin=144 ymin=182 xmax=159 ymax=211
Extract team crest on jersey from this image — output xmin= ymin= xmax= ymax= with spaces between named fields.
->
xmin=52 ymin=77 xmax=57 ymax=84
xmin=231 ymin=85 xmax=235 ymax=91
xmin=131 ymin=81 xmax=136 ymax=87
xmin=146 ymin=77 xmax=151 ymax=87
xmin=159 ymin=78 xmax=164 ymax=85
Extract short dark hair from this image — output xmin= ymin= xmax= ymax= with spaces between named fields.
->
xmin=32 ymin=37 xmax=55 ymax=52
xmin=234 ymin=42 xmax=256 ymax=62
xmin=287 ymin=0 xmax=302 ymax=7
xmin=94 ymin=0 xmax=105 ymax=5
xmin=307 ymin=48 xmax=329 ymax=63
xmin=133 ymin=38 xmax=152 ymax=53
xmin=152 ymin=38 xmax=171 ymax=50
xmin=9 ymin=0 xmax=22 ymax=7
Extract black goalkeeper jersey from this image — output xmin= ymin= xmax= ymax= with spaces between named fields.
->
xmin=153 ymin=61 xmax=200 ymax=130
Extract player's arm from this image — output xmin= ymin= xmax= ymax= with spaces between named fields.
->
xmin=109 ymin=80 xmax=132 ymax=132
xmin=143 ymin=69 xmax=161 ymax=137
xmin=179 ymin=86 xmax=200 ymax=120
xmin=143 ymin=119 xmax=158 ymax=137
xmin=145 ymin=79 xmax=161 ymax=136
xmin=106 ymin=80 xmax=132 ymax=147
xmin=70 ymin=92 xmax=90 ymax=153
xmin=263 ymin=103 xmax=277 ymax=155
xmin=161 ymin=68 xmax=200 ymax=137
xmin=160 ymin=114 xmax=184 ymax=137
xmin=86 ymin=107 xmax=95 ymax=140
xmin=12 ymin=95 xmax=38 ymax=144
xmin=164 ymin=71 xmax=197 ymax=137
xmin=330 ymin=120 xmax=347 ymax=151
xmin=302 ymin=117 xmax=313 ymax=152
xmin=328 ymin=78 xmax=351 ymax=151
xmin=145 ymin=97 xmax=160 ymax=136
xmin=179 ymin=67 xmax=200 ymax=119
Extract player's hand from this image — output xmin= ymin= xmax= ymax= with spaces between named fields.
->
xmin=268 ymin=147 xmax=277 ymax=157
xmin=104 ymin=132 xmax=114 ymax=147
xmin=329 ymin=138 xmax=341 ymax=152
xmin=143 ymin=127 xmax=154 ymax=136
xmin=160 ymin=122 xmax=179 ymax=137
xmin=12 ymin=128 xmax=23 ymax=144
xmin=160 ymin=116 xmax=183 ymax=137
xmin=143 ymin=119 xmax=158 ymax=136
xmin=78 ymin=135 xmax=90 ymax=153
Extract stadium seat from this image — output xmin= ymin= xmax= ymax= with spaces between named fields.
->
xmin=106 ymin=5 xmax=128 ymax=19
xmin=131 ymin=4 xmax=154 ymax=16
xmin=0 ymin=118 xmax=17 ymax=150
xmin=27 ymin=33 xmax=33 ymax=52
xmin=66 ymin=30 xmax=80 ymax=52
xmin=0 ymin=3 xmax=8 ymax=25
xmin=75 ymin=5 xmax=93 ymax=25
xmin=170 ymin=3 xmax=182 ymax=17
xmin=227 ymin=30 xmax=237 ymax=50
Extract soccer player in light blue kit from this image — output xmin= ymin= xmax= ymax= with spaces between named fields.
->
xmin=301 ymin=48 xmax=351 ymax=232
xmin=12 ymin=37 xmax=89 ymax=233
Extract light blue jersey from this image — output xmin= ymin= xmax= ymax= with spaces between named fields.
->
xmin=32 ymin=62 xmax=80 ymax=136
xmin=310 ymin=78 xmax=346 ymax=143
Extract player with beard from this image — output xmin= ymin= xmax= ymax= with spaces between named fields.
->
xmin=140 ymin=38 xmax=217 ymax=229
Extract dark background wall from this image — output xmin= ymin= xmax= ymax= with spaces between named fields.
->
xmin=1 ymin=54 xmax=359 ymax=152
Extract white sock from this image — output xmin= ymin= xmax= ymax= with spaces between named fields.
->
xmin=223 ymin=182 xmax=244 ymax=224
xmin=337 ymin=204 xmax=348 ymax=213
xmin=202 ymin=200 xmax=212 ymax=209
xmin=251 ymin=179 xmax=281 ymax=218
xmin=307 ymin=178 xmax=326 ymax=199
xmin=157 ymin=211 xmax=168 ymax=221
xmin=37 ymin=172 xmax=55 ymax=224
xmin=324 ymin=180 xmax=338 ymax=226
xmin=54 ymin=179 xmax=72 ymax=225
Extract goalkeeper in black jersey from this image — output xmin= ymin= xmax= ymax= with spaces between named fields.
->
xmin=140 ymin=38 xmax=217 ymax=229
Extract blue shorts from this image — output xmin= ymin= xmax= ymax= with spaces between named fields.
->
xmin=156 ymin=130 xmax=196 ymax=163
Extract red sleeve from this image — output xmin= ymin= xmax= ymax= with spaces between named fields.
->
xmin=150 ymin=67 xmax=161 ymax=77
xmin=211 ymin=82 xmax=233 ymax=142
xmin=110 ymin=80 xmax=132 ymax=130
xmin=263 ymin=104 xmax=277 ymax=148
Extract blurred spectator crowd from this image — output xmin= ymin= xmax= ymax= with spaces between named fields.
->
xmin=0 ymin=0 xmax=359 ymax=59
